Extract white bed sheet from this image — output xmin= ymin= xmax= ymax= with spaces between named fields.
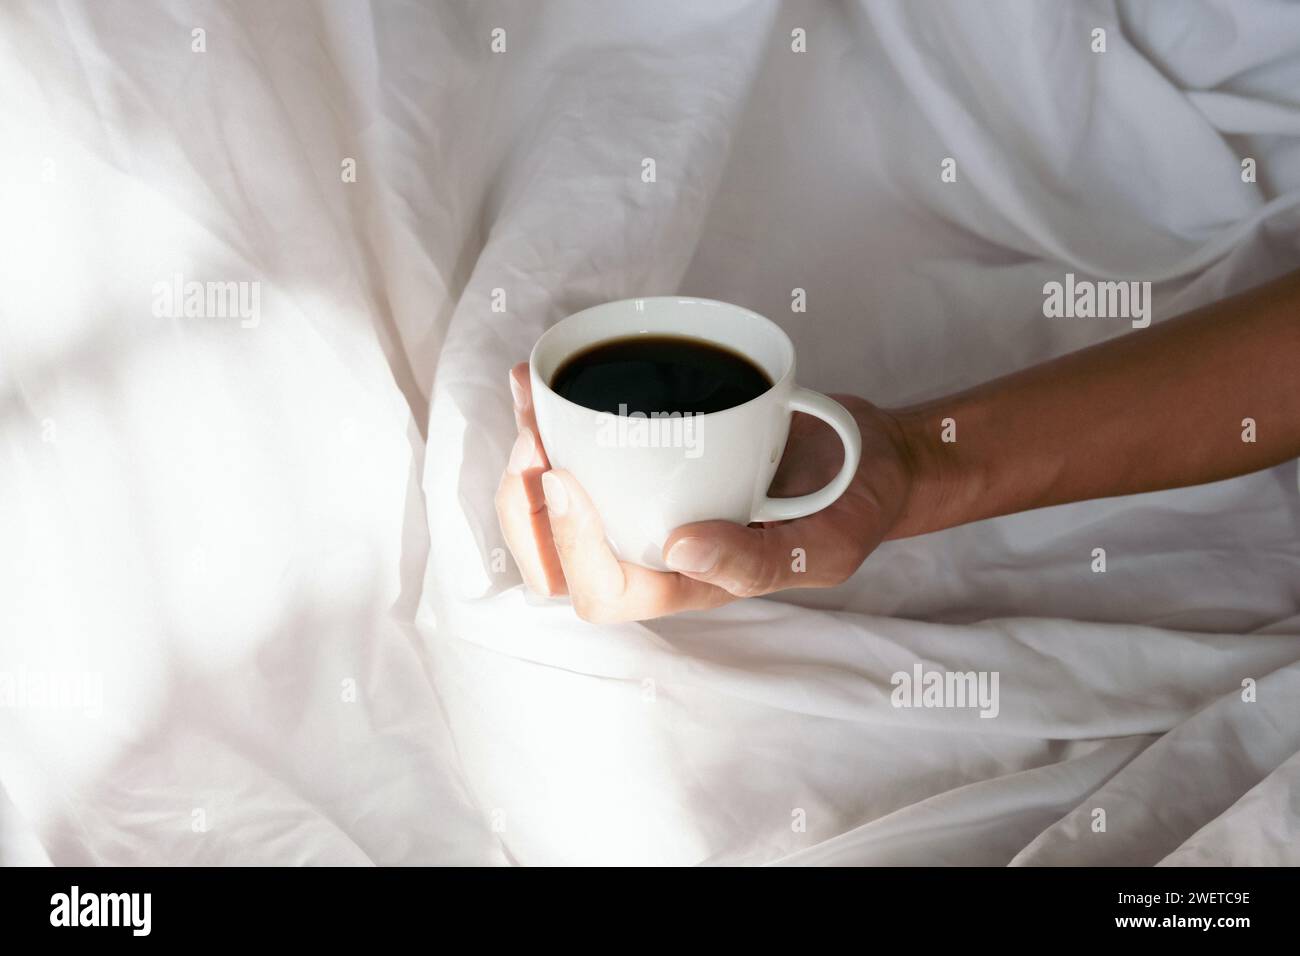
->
xmin=1 ymin=0 xmax=1297 ymax=866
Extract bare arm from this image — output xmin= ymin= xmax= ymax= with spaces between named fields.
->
xmin=501 ymin=269 xmax=1300 ymax=621
xmin=890 ymin=269 xmax=1300 ymax=539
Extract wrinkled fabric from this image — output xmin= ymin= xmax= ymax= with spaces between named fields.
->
xmin=1 ymin=0 xmax=1297 ymax=866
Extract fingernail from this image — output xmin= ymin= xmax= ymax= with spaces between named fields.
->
xmin=507 ymin=429 xmax=539 ymax=474
xmin=541 ymin=471 xmax=568 ymax=516
xmin=509 ymin=369 xmax=529 ymax=411
xmin=665 ymin=537 xmax=720 ymax=573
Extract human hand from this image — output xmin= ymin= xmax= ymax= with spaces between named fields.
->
xmin=495 ymin=362 xmax=914 ymax=622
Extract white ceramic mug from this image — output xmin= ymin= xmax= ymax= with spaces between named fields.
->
xmin=529 ymin=297 xmax=861 ymax=570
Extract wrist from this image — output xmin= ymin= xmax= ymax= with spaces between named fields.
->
xmin=883 ymin=404 xmax=976 ymax=540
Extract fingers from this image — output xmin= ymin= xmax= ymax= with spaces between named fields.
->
xmin=541 ymin=469 xmax=733 ymax=623
xmin=509 ymin=362 xmax=537 ymax=434
xmin=662 ymin=512 xmax=863 ymax=598
xmin=502 ymin=360 xmax=821 ymax=618
xmin=539 ymin=470 xmax=625 ymax=600
xmin=495 ymin=387 xmax=567 ymax=595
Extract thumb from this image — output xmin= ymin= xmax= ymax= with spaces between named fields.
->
xmin=662 ymin=520 xmax=822 ymax=598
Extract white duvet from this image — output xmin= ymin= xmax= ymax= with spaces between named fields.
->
xmin=1 ymin=0 xmax=1298 ymax=866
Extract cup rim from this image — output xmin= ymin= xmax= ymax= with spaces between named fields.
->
xmin=528 ymin=296 xmax=795 ymax=418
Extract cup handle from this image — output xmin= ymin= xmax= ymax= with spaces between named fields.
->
xmin=750 ymin=388 xmax=861 ymax=523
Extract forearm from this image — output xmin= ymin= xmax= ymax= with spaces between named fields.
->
xmin=887 ymin=269 xmax=1300 ymax=539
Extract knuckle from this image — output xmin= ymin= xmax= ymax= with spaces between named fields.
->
xmin=757 ymin=553 xmax=789 ymax=594
xmin=725 ymin=562 xmax=779 ymax=599
xmin=571 ymin=596 xmax=608 ymax=624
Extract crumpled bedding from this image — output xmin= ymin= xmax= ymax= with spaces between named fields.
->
xmin=1 ymin=0 xmax=1298 ymax=866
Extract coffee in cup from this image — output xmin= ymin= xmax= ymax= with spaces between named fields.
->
xmin=529 ymin=297 xmax=860 ymax=570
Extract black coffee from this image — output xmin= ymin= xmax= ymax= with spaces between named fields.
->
xmin=551 ymin=335 xmax=772 ymax=415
